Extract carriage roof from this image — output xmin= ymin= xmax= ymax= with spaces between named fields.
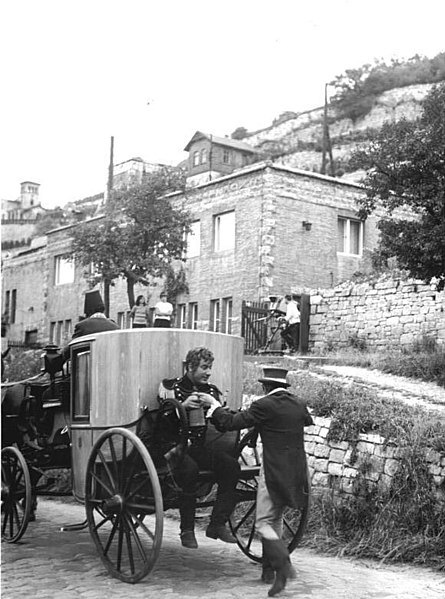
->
xmin=69 ymin=328 xmax=244 ymax=427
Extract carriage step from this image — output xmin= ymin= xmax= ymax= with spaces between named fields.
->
xmin=239 ymin=465 xmax=260 ymax=479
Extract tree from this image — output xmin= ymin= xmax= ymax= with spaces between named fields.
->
xmin=231 ymin=126 xmax=249 ymax=140
xmin=351 ymin=83 xmax=445 ymax=289
xmin=71 ymin=167 xmax=191 ymax=313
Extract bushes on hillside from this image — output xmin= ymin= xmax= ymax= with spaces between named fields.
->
xmin=331 ymin=53 xmax=445 ymax=121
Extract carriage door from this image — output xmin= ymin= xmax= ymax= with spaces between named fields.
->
xmin=70 ymin=342 xmax=93 ymax=501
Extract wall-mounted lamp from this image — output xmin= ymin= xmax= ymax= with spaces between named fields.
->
xmin=302 ymin=221 xmax=312 ymax=231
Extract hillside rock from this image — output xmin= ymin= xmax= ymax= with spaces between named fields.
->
xmin=245 ymin=83 xmax=435 ymax=182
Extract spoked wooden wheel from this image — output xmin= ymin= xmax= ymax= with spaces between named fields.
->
xmin=1 ymin=446 xmax=32 ymax=543
xmin=85 ymin=428 xmax=163 ymax=583
xmin=229 ymin=430 xmax=311 ymax=562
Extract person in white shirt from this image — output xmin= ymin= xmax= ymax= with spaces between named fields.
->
xmin=280 ymin=294 xmax=300 ymax=352
xmin=153 ymin=292 xmax=173 ymax=327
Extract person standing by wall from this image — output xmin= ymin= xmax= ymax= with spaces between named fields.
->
xmin=130 ymin=295 xmax=150 ymax=328
xmin=280 ymin=294 xmax=300 ymax=353
xmin=153 ymin=292 xmax=173 ymax=328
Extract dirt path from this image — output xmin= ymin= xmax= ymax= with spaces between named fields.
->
xmin=300 ymin=363 xmax=445 ymax=414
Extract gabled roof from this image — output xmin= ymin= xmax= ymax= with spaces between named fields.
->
xmin=184 ymin=131 xmax=258 ymax=153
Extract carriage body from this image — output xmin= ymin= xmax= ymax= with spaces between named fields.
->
xmin=69 ymin=329 xmax=244 ymax=500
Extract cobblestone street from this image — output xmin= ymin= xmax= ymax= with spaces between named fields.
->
xmin=2 ymin=498 xmax=445 ymax=599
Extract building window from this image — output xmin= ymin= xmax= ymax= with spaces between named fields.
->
xmin=25 ymin=329 xmax=38 ymax=346
xmin=55 ymin=255 xmax=75 ymax=285
xmin=177 ymin=304 xmax=187 ymax=328
xmin=200 ymin=148 xmax=207 ymax=164
xmin=188 ymin=302 xmax=198 ymax=330
xmin=63 ymin=320 xmax=72 ymax=344
xmin=4 ymin=290 xmax=10 ymax=323
xmin=186 ymin=220 xmax=201 ymax=258
xmin=223 ymin=149 xmax=231 ymax=164
xmin=337 ymin=218 xmax=363 ymax=256
xmin=222 ymin=297 xmax=233 ymax=334
xmin=117 ymin=311 xmax=131 ymax=329
xmin=214 ymin=211 xmax=235 ymax=252
xmin=210 ymin=299 xmax=221 ymax=332
xmin=10 ymin=289 xmax=17 ymax=324
xmin=193 ymin=151 xmax=200 ymax=166
xmin=50 ymin=321 xmax=56 ymax=344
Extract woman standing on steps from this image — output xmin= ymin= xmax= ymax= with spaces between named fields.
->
xmin=130 ymin=295 xmax=150 ymax=328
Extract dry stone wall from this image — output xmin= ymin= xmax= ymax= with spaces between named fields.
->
xmin=309 ymin=276 xmax=445 ymax=351
xmin=305 ymin=415 xmax=445 ymax=495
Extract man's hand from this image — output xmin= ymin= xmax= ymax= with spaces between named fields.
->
xmin=198 ymin=392 xmax=220 ymax=408
xmin=182 ymin=394 xmax=203 ymax=409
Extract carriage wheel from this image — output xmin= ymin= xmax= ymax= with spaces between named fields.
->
xmin=1 ymin=446 xmax=32 ymax=543
xmin=229 ymin=430 xmax=310 ymax=562
xmin=85 ymin=428 xmax=163 ymax=583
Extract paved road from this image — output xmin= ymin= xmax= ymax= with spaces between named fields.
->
xmin=2 ymin=499 xmax=445 ymax=599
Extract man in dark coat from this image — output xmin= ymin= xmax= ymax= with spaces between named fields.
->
xmin=158 ymin=346 xmax=240 ymax=550
xmin=202 ymin=366 xmax=313 ymax=597
xmin=61 ymin=289 xmax=119 ymax=361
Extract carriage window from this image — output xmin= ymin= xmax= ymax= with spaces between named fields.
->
xmin=72 ymin=347 xmax=91 ymax=422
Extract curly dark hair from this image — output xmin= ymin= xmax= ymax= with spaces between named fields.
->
xmin=185 ymin=347 xmax=214 ymax=373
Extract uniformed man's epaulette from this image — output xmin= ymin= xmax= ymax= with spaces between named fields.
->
xmin=161 ymin=377 xmax=181 ymax=391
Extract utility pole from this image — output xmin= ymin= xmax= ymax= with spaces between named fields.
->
xmin=103 ymin=135 xmax=114 ymax=317
xmin=106 ymin=135 xmax=114 ymax=202
xmin=321 ymin=84 xmax=335 ymax=176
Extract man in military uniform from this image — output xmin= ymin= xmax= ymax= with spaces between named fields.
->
xmin=158 ymin=346 xmax=240 ymax=549
xmin=201 ymin=367 xmax=313 ymax=597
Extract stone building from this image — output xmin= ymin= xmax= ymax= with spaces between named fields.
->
xmin=2 ymin=160 xmax=378 ymax=347
xmin=1 ymin=182 xmax=48 ymax=255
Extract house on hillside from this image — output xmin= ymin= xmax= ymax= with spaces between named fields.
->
xmin=184 ymin=131 xmax=259 ymax=185
xmin=2 ymin=159 xmax=380 ymax=350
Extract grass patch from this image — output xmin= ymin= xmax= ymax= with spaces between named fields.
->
xmin=317 ymin=339 xmax=445 ymax=388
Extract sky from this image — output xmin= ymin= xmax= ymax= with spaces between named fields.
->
xmin=1 ymin=0 xmax=444 ymax=209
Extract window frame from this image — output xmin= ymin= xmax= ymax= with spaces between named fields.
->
xmin=177 ymin=303 xmax=187 ymax=328
xmin=337 ymin=217 xmax=363 ymax=256
xmin=186 ymin=220 xmax=201 ymax=258
xmin=55 ymin=255 xmax=75 ymax=285
xmin=10 ymin=289 xmax=17 ymax=324
xmin=214 ymin=211 xmax=235 ymax=252
xmin=188 ymin=302 xmax=198 ymax=330
xmin=71 ymin=342 xmax=92 ymax=423
xmin=221 ymin=297 xmax=233 ymax=334
xmin=210 ymin=299 xmax=221 ymax=332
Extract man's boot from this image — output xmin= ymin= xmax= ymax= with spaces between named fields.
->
xmin=261 ymin=541 xmax=275 ymax=583
xmin=262 ymin=538 xmax=290 ymax=597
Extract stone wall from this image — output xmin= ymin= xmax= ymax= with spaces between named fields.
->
xmin=305 ymin=415 xmax=445 ymax=495
xmin=309 ymin=276 xmax=445 ymax=350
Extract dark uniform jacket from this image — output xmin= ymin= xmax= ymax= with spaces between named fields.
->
xmin=211 ymin=388 xmax=313 ymax=508
xmin=158 ymin=374 xmax=222 ymax=446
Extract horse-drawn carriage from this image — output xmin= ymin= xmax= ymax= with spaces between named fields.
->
xmin=2 ymin=329 xmax=310 ymax=583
